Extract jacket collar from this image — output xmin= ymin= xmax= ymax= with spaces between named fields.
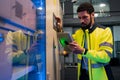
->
xmin=88 ymin=23 xmax=97 ymax=33
xmin=81 ymin=23 xmax=98 ymax=33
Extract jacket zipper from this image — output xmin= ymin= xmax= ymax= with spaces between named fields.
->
xmin=88 ymin=33 xmax=93 ymax=80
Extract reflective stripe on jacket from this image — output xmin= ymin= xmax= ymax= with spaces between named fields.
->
xmin=72 ymin=23 xmax=113 ymax=80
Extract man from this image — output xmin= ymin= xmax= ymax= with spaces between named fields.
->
xmin=69 ymin=2 xmax=114 ymax=80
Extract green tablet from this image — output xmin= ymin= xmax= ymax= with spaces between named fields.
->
xmin=57 ymin=32 xmax=73 ymax=51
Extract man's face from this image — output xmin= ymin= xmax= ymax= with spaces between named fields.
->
xmin=78 ymin=11 xmax=94 ymax=29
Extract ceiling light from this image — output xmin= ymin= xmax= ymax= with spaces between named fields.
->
xmin=99 ymin=3 xmax=106 ymax=7
xmin=95 ymin=13 xmax=98 ymax=17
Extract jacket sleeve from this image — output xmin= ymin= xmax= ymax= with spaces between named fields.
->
xmin=83 ymin=27 xmax=113 ymax=63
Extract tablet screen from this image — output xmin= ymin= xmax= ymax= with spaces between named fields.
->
xmin=57 ymin=32 xmax=73 ymax=48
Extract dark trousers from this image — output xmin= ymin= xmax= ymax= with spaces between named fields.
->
xmin=79 ymin=69 xmax=89 ymax=80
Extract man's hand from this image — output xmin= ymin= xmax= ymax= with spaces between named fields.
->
xmin=69 ymin=41 xmax=85 ymax=54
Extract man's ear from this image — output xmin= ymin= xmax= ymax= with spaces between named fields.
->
xmin=91 ymin=12 xmax=94 ymax=17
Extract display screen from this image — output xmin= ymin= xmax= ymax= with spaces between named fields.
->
xmin=59 ymin=37 xmax=68 ymax=47
xmin=57 ymin=32 xmax=73 ymax=52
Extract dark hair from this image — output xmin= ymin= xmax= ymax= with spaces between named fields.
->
xmin=77 ymin=2 xmax=94 ymax=14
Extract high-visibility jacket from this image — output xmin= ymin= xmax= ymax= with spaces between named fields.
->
xmin=72 ymin=23 xmax=113 ymax=80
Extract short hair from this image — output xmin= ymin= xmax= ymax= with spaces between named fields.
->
xmin=77 ymin=2 xmax=94 ymax=14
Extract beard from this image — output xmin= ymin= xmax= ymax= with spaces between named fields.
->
xmin=81 ymin=22 xmax=91 ymax=30
xmin=81 ymin=16 xmax=92 ymax=30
